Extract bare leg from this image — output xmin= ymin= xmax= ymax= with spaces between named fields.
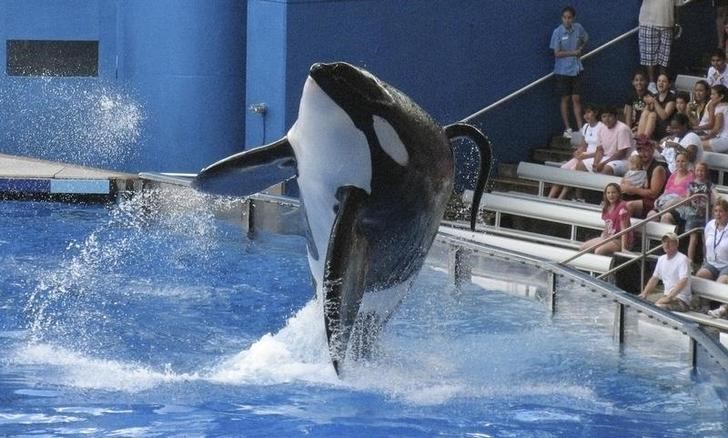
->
xmin=572 ymin=95 xmax=583 ymax=128
xmin=660 ymin=213 xmax=675 ymax=224
xmin=558 ymin=186 xmax=572 ymax=200
xmin=548 ymin=184 xmax=562 ymax=198
xmin=638 ymin=110 xmax=657 ymax=138
xmin=646 ymin=65 xmax=656 ymax=84
xmin=594 ymin=239 xmax=620 ymax=255
xmin=626 ymin=199 xmax=644 ymax=218
xmin=702 ymin=138 xmax=713 ymax=152
xmin=601 ymin=165 xmax=615 ymax=175
xmin=687 ymin=232 xmax=699 ymax=263
xmin=561 ymin=95 xmax=571 ymax=130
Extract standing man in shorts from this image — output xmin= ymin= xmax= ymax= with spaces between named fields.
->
xmin=550 ymin=6 xmax=588 ymax=139
xmin=638 ymin=0 xmax=683 ymax=93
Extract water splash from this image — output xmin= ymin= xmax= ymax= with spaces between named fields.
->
xmin=0 ymin=78 xmax=144 ymax=167
xmin=23 ymin=188 xmax=235 ymax=350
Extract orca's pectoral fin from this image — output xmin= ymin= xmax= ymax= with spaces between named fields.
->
xmin=192 ymin=137 xmax=297 ymax=197
xmin=323 ymin=186 xmax=370 ymax=375
xmin=444 ymin=123 xmax=493 ymax=231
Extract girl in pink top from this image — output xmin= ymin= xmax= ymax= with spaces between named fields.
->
xmin=581 ymin=183 xmax=633 ymax=255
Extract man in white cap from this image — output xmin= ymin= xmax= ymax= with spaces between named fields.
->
xmin=638 ymin=232 xmax=692 ymax=311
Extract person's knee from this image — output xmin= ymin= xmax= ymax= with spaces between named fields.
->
xmin=717 ymin=274 xmax=728 ymax=284
xmin=601 ymin=166 xmax=614 ymax=175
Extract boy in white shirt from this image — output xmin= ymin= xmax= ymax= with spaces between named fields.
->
xmin=707 ymin=49 xmax=728 ymax=88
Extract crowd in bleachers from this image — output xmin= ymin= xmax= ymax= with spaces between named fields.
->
xmin=545 ymin=2 xmax=728 ymax=319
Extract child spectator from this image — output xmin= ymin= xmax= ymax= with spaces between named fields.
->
xmin=707 ymin=48 xmax=728 ymax=88
xmin=637 ymin=73 xmax=675 ymax=140
xmin=593 ymin=106 xmax=635 ymax=176
xmin=675 ymin=91 xmax=690 ymax=117
xmin=638 ymin=0 xmax=679 ymax=92
xmin=550 ymin=6 xmax=588 ymax=139
xmin=676 ymin=162 xmax=718 ymax=268
xmin=622 ymin=154 xmax=648 ymax=189
xmin=638 ymin=232 xmax=692 ymax=312
xmin=624 ymin=70 xmax=651 ymax=133
xmin=701 ymin=84 xmax=728 ymax=152
xmin=580 ymin=183 xmax=632 ymax=255
xmin=548 ymin=104 xmax=603 ymax=199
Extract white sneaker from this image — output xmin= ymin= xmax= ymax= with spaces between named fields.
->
xmin=707 ymin=305 xmax=727 ymax=318
xmin=648 ymin=82 xmax=657 ymax=94
xmin=563 ymin=128 xmax=573 ymax=139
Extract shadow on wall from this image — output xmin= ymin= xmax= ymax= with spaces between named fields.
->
xmin=0 ymin=78 xmax=145 ymax=169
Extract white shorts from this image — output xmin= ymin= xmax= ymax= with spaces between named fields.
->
xmin=709 ymin=137 xmax=728 ymax=153
xmin=604 ymin=159 xmax=628 ymax=176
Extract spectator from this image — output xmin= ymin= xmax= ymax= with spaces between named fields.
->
xmin=624 ymin=69 xmax=651 ymax=133
xmin=592 ymin=106 xmax=635 ymax=176
xmin=637 ymin=73 xmax=676 ymax=140
xmin=676 ymin=161 xmax=718 ymax=268
xmin=696 ymin=83 xmax=724 ymax=136
xmin=707 ymin=48 xmax=728 ymax=88
xmin=622 ymin=140 xmax=668 ymax=218
xmin=701 ymin=84 xmax=728 ymax=152
xmin=689 ymin=80 xmax=710 ymax=130
xmin=648 ymin=150 xmax=694 ymax=222
xmin=657 ymin=113 xmax=703 ymax=173
xmin=638 ymin=0 xmax=679 ymax=92
xmin=698 ymin=198 xmax=728 ymax=319
xmin=550 ymin=6 xmax=588 ymax=139
xmin=622 ymin=154 xmax=648 ymax=189
xmin=580 ymin=183 xmax=632 ymax=255
xmin=548 ymin=104 xmax=603 ymax=199
xmin=638 ymin=232 xmax=692 ymax=312
xmin=675 ymin=91 xmax=690 ymax=117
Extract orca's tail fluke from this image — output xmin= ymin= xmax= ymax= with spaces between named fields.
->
xmin=444 ymin=123 xmax=493 ymax=231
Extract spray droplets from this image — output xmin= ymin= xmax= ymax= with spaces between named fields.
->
xmin=0 ymin=78 xmax=144 ymax=167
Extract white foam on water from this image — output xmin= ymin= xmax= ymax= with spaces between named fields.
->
xmin=0 ymin=412 xmax=83 ymax=425
xmin=208 ymin=298 xmax=339 ymax=386
xmin=11 ymin=343 xmax=198 ymax=392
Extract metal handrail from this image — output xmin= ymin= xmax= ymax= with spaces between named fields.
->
xmin=460 ymin=0 xmax=699 ymax=123
xmin=560 ymin=193 xmax=710 ymax=283
xmin=459 ymin=28 xmax=638 ymax=123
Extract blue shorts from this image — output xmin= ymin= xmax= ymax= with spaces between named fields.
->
xmin=700 ymin=262 xmax=728 ymax=279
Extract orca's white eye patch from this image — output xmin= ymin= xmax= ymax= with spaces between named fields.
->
xmin=373 ymin=116 xmax=408 ymax=166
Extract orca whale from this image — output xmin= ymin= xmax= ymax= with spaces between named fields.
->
xmin=192 ymin=62 xmax=491 ymax=374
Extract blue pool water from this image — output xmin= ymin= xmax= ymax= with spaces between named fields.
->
xmin=0 ymin=195 xmax=726 ymax=436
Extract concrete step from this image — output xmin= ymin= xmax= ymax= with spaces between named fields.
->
xmin=532 ymin=147 xmax=572 ymax=163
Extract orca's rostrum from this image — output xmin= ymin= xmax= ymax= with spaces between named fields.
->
xmin=193 ymin=62 xmax=492 ymax=375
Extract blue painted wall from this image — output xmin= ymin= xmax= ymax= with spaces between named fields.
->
xmin=0 ymin=0 xmax=245 ymax=172
xmin=246 ymin=0 xmax=716 ymax=177
xmin=0 ymin=1 xmax=716 ymax=174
